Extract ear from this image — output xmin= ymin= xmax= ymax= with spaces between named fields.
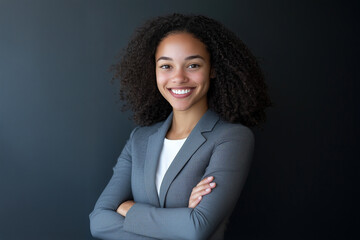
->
xmin=210 ymin=68 xmax=216 ymax=79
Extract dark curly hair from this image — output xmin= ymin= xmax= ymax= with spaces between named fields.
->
xmin=112 ymin=13 xmax=271 ymax=127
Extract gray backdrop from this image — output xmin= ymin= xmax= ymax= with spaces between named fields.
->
xmin=0 ymin=0 xmax=358 ymax=239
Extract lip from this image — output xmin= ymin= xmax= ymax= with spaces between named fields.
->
xmin=168 ymin=87 xmax=194 ymax=98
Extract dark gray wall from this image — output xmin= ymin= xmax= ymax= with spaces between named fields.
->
xmin=0 ymin=0 xmax=358 ymax=239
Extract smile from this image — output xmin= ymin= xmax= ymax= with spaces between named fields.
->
xmin=171 ymin=89 xmax=191 ymax=94
xmin=168 ymin=88 xmax=194 ymax=98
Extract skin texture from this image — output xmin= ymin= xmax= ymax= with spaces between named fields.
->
xmin=155 ymin=32 xmax=214 ymax=140
xmin=155 ymin=33 xmax=211 ymax=116
xmin=117 ymin=33 xmax=218 ymax=216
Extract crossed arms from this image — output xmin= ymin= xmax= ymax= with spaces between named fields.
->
xmin=90 ymin=126 xmax=254 ymax=240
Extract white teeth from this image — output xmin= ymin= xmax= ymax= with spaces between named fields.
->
xmin=171 ymin=89 xmax=191 ymax=95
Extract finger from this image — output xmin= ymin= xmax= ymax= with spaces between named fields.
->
xmin=192 ymin=182 xmax=216 ymax=195
xmin=190 ymin=184 xmax=216 ymax=201
xmin=196 ymin=176 xmax=214 ymax=187
xmin=189 ymin=196 xmax=202 ymax=208
xmin=190 ymin=183 xmax=216 ymax=202
xmin=191 ymin=189 xmax=211 ymax=201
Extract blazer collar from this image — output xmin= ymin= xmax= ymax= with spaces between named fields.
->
xmin=144 ymin=110 xmax=220 ymax=208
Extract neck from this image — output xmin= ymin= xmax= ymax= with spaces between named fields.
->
xmin=166 ymin=103 xmax=208 ymax=140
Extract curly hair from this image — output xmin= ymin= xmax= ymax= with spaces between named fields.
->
xmin=112 ymin=13 xmax=271 ymax=127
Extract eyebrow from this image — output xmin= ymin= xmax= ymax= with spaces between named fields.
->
xmin=156 ymin=55 xmax=205 ymax=62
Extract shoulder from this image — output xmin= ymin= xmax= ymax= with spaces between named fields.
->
xmin=203 ymin=118 xmax=255 ymax=170
xmin=129 ymin=121 xmax=164 ymax=140
xmin=211 ymin=118 xmax=254 ymax=144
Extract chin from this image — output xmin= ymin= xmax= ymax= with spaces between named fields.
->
xmin=170 ymin=103 xmax=192 ymax=112
xmin=171 ymin=107 xmax=191 ymax=112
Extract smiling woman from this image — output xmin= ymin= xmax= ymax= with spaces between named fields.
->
xmin=90 ymin=13 xmax=271 ymax=240
xmin=155 ymin=33 xmax=211 ymax=123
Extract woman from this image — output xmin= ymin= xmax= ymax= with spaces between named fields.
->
xmin=90 ymin=13 xmax=271 ymax=240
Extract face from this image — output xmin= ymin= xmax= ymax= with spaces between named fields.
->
xmin=155 ymin=32 xmax=212 ymax=113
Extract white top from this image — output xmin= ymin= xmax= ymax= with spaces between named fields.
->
xmin=155 ymin=137 xmax=187 ymax=196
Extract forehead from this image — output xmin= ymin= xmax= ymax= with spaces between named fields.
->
xmin=155 ymin=32 xmax=209 ymax=58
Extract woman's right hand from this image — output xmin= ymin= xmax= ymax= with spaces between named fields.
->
xmin=188 ymin=176 xmax=216 ymax=208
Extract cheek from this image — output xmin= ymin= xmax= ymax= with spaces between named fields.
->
xmin=193 ymin=72 xmax=210 ymax=87
xmin=156 ymin=76 xmax=167 ymax=95
xmin=156 ymin=71 xmax=168 ymax=86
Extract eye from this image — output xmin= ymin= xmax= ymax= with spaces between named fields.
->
xmin=188 ymin=64 xmax=200 ymax=69
xmin=160 ymin=64 xmax=171 ymax=69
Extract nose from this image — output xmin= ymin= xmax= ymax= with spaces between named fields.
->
xmin=171 ymin=68 xmax=188 ymax=84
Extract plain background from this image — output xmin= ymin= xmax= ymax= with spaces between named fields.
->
xmin=0 ymin=0 xmax=358 ymax=239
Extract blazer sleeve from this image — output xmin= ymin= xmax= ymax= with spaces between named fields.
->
xmin=123 ymin=126 xmax=255 ymax=240
xmin=89 ymin=127 xmax=158 ymax=240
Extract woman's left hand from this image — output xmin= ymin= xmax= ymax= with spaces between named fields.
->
xmin=188 ymin=176 xmax=216 ymax=208
xmin=116 ymin=200 xmax=135 ymax=217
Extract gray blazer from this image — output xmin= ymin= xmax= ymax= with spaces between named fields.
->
xmin=90 ymin=110 xmax=254 ymax=240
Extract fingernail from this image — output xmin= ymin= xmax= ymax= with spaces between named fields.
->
xmin=206 ymin=188 xmax=211 ymax=192
xmin=207 ymin=176 xmax=213 ymax=181
xmin=198 ymin=196 xmax=202 ymax=200
xmin=210 ymin=183 xmax=215 ymax=187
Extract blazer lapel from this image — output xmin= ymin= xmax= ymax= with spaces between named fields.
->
xmin=159 ymin=110 xmax=220 ymax=207
xmin=144 ymin=113 xmax=173 ymax=207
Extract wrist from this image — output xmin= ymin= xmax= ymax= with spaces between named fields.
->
xmin=117 ymin=200 xmax=135 ymax=217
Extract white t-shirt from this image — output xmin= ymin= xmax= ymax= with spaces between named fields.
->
xmin=155 ymin=138 xmax=187 ymax=196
